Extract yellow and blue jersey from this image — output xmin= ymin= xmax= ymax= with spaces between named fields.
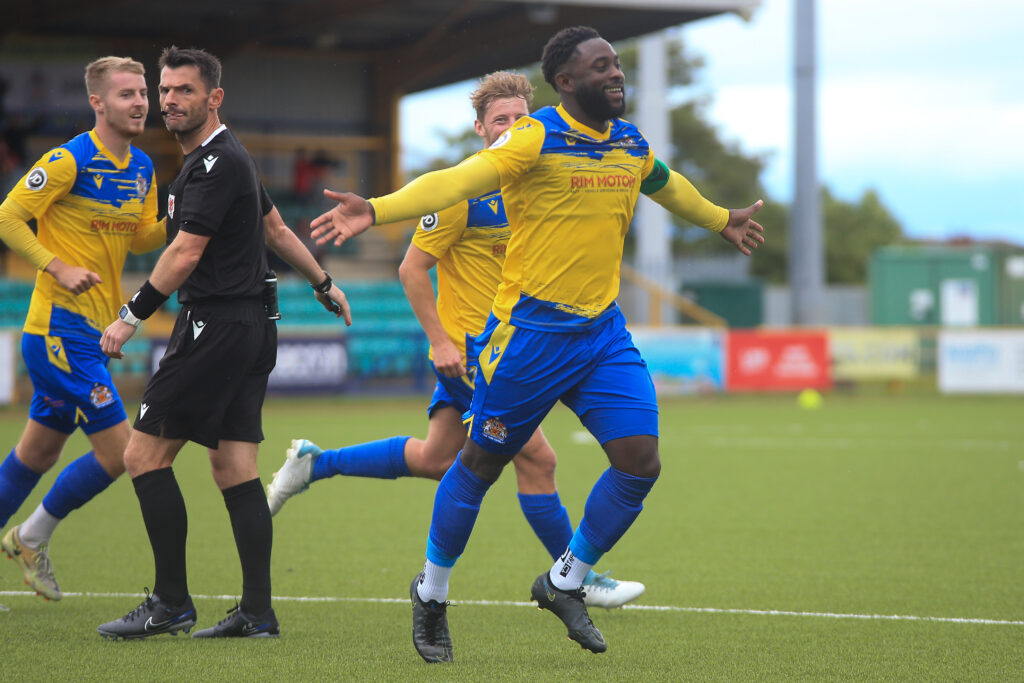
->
xmin=478 ymin=104 xmax=656 ymax=331
xmin=6 ymin=130 xmax=162 ymax=339
xmin=412 ymin=189 xmax=510 ymax=359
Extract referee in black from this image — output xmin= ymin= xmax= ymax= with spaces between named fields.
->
xmin=97 ymin=46 xmax=350 ymax=640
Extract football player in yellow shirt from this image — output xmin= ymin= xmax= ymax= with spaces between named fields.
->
xmin=312 ymin=26 xmax=765 ymax=662
xmin=0 ymin=57 xmax=165 ymax=601
xmin=267 ymin=72 xmax=644 ymax=616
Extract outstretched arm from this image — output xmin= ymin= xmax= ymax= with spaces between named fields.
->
xmin=644 ymin=162 xmax=764 ymax=255
xmin=310 ymin=155 xmax=500 ymax=247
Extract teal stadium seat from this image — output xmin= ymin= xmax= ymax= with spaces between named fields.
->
xmin=276 ymin=278 xmax=427 ymax=383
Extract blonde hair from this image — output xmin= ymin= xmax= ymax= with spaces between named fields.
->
xmin=470 ymin=71 xmax=534 ymax=122
xmin=84 ymin=56 xmax=145 ymax=96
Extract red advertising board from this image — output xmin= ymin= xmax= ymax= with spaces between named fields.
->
xmin=726 ymin=330 xmax=832 ymax=391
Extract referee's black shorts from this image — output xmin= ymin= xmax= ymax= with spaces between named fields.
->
xmin=134 ymin=298 xmax=277 ymax=449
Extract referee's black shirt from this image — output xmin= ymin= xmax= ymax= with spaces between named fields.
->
xmin=166 ymin=125 xmax=273 ymax=304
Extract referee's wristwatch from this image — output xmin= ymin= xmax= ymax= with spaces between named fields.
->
xmin=312 ymin=271 xmax=333 ymax=294
xmin=118 ymin=304 xmax=142 ymax=328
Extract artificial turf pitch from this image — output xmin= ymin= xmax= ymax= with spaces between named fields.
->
xmin=1 ymin=391 xmax=1021 ymax=681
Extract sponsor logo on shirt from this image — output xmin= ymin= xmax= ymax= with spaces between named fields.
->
xmin=569 ymin=174 xmax=636 ymax=191
xmin=25 ymin=167 xmax=48 ymax=191
xmin=489 ymin=130 xmax=512 ymax=149
xmin=90 ymin=219 xmax=139 ymax=234
xmin=420 ymin=213 xmax=438 ymax=231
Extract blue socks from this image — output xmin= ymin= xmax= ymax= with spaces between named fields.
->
xmin=0 ymin=449 xmax=42 ymax=527
xmin=570 ymin=467 xmax=658 ymax=565
xmin=425 ymin=454 xmax=493 ymax=567
xmin=311 ymin=436 xmax=411 ymax=481
xmin=42 ymin=451 xmax=115 ymax=519
xmin=518 ymin=492 xmax=573 ymax=561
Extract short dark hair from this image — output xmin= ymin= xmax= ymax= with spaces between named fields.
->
xmin=158 ymin=46 xmax=222 ymax=93
xmin=540 ymin=26 xmax=601 ymax=89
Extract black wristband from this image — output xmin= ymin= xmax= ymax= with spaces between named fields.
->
xmin=127 ymin=280 xmax=169 ymax=320
xmin=312 ymin=271 xmax=332 ymax=294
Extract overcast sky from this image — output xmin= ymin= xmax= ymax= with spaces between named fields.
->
xmin=400 ymin=0 xmax=1024 ymax=244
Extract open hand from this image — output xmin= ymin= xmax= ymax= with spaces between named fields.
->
xmin=720 ymin=200 xmax=765 ymax=256
xmin=310 ymin=189 xmax=374 ymax=246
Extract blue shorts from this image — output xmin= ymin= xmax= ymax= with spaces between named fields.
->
xmin=468 ymin=307 xmax=658 ymax=455
xmin=426 ymin=364 xmax=476 ymax=417
xmin=22 ymin=332 xmax=127 ymax=436
xmin=426 ymin=332 xmax=480 ymax=417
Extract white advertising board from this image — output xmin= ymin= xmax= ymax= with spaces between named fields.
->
xmin=938 ymin=330 xmax=1024 ymax=393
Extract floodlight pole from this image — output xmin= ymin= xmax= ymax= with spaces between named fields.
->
xmin=791 ymin=0 xmax=825 ymax=324
xmin=635 ymin=30 xmax=673 ymax=325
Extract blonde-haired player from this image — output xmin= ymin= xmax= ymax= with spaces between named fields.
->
xmin=0 ymin=56 xmax=164 ymax=600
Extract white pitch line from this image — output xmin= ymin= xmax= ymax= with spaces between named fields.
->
xmin=1 ymin=590 xmax=1021 ymax=627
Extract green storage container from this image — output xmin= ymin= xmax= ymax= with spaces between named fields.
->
xmin=869 ymin=245 xmax=1024 ymax=326
xmin=679 ymin=280 xmax=763 ymax=328
xmin=998 ymin=253 xmax=1024 ymax=325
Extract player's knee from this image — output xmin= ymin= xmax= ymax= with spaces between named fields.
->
xmin=92 ymin=449 xmax=127 ymax=479
xmin=420 ymin=452 xmax=455 ymax=481
xmin=460 ymin=441 xmax=512 ymax=483
xmin=13 ymin=444 xmax=61 ymax=473
xmin=605 ymin=435 xmax=660 ymax=479
xmin=512 ymin=448 xmax=557 ymax=485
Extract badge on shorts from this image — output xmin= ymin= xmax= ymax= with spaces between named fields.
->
xmin=90 ymin=383 xmax=115 ymax=408
xmin=481 ymin=417 xmax=508 ymax=444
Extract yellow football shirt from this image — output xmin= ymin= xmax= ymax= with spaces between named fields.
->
xmin=5 ymin=130 xmax=162 ymax=337
xmin=411 ymin=190 xmax=510 ymax=358
xmin=479 ymin=104 xmax=656 ymax=329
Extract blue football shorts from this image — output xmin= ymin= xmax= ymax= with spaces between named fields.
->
xmin=22 ymin=332 xmax=127 ymax=435
xmin=427 ymin=364 xmax=476 ymax=417
xmin=426 ymin=332 xmax=480 ymax=417
xmin=467 ymin=306 xmax=659 ymax=455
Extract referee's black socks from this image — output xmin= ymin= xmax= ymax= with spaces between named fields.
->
xmin=132 ymin=467 xmax=190 ymax=606
xmin=222 ymin=478 xmax=273 ymax=615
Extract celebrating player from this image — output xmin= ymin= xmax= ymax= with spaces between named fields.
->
xmin=266 ymin=73 xmax=644 ymax=637
xmin=311 ymin=26 xmax=764 ymax=661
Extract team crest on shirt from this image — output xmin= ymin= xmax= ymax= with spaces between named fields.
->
xmin=168 ymin=194 xmax=175 ymax=218
xmin=481 ymin=417 xmax=508 ymax=444
xmin=90 ymin=383 xmax=115 ymax=408
xmin=25 ymin=167 xmax=48 ymax=191
xmin=136 ymin=173 xmax=149 ymax=198
xmin=420 ymin=213 xmax=438 ymax=231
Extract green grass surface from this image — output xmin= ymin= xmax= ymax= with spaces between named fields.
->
xmin=2 ymin=392 xmax=1022 ymax=681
